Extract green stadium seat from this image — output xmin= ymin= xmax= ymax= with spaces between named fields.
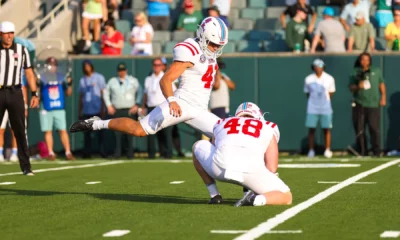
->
xmin=232 ymin=19 xmax=255 ymax=30
xmin=164 ymin=41 xmax=179 ymax=53
xmin=248 ymin=0 xmax=267 ymax=7
xmin=223 ymin=42 xmax=236 ymax=53
xmin=153 ymin=42 xmax=162 ymax=55
xmin=229 ymin=8 xmax=240 ymax=22
xmin=90 ymin=42 xmax=101 ymax=55
xmin=262 ymin=40 xmax=288 ymax=52
xmin=378 ymin=27 xmax=385 ymax=37
xmin=122 ymin=42 xmax=132 ymax=55
xmin=375 ymin=38 xmax=387 ymax=51
xmin=153 ymin=31 xmax=171 ymax=44
xmin=241 ymin=8 xmax=265 ymax=20
xmin=124 ymin=32 xmax=132 ymax=41
xmin=121 ymin=10 xmax=134 ymax=29
xmin=232 ymin=0 xmax=247 ymax=8
xmin=255 ymin=19 xmax=279 ymax=30
xmin=237 ymin=40 xmax=260 ymax=52
xmin=228 ymin=30 xmax=247 ymax=41
xmin=248 ymin=30 xmax=273 ymax=41
xmin=115 ymin=20 xmax=131 ymax=34
xmin=265 ymin=6 xmax=286 ymax=19
xmin=131 ymin=0 xmax=146 ymax=10
xmin=202 ymin=0 xmax=210 ymax=8
xmin=171 ymin=31 xmax=195 ymax=41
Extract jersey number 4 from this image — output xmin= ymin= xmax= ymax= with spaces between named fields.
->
xmin=201 ymin=64 xmax=218 ymax=89
xmin=223 ymin=118 xmax=263 ymax=138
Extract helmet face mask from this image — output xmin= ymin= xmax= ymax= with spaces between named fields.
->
xmin=196 ymin=17 xmax=228 ymax=58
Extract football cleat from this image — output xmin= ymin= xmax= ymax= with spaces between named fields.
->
xmin=69 ymin=116 xmax=100 ymax=133
xmin=208 ymin=195 xmax=223 ymax=204
xmin=234 ymin=190 xmax=256 ymax=207
xmin=23 ymin=170 xmax=34 ymax=176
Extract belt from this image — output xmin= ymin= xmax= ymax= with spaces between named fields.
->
xmin=0 ymin=84 xmax=21 ymax=90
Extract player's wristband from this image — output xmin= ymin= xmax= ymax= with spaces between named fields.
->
xmin=24 ymin=104 xmax=28 ymax=109
xmin=167 ymin=96 xmax=177 ymax=103
xmin=31 ymin=91 xmax=38 ymax=97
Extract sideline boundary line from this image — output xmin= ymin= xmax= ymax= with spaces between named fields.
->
xmin=234 ymin=159 xmax=400 ymax=240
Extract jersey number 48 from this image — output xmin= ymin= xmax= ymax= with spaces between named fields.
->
xmin=224 ymin=118 xmax=263 ymax=138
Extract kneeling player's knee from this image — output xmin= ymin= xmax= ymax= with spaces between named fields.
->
xmin=192 ymin=140 xmax=203 ymax=153
xmin=285 ymin=192 xmax=293 ymax=205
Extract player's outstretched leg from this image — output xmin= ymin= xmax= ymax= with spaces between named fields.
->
xmin=192 ymin=141 xmax=222 ymax=204
xmin=69 ymin=116 xmax=147 ymax=137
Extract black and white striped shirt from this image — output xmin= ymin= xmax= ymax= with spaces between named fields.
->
xmin=0 ymin=42 xmax=31 ymax=86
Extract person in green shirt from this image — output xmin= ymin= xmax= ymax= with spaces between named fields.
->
xmin=347 ymin=11 xmax=376 ymax=52
xmin=176 ymin=1 xmax=204 ymax=32
xmin=285 ymin=8 xmax=308 ymax=52
xmin=349 ymin=52 xmax=386 ymax=157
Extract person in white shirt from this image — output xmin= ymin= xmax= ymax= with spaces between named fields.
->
xmin=142 ymin=58 xmax=177 ymax=159
xmin=210 ymin=59 xmax=235 ymax=118
xmin=192 ymin=102 xmax=291 ymax=206
xmin=130 ymin=12 xmax=154 ymax=56
xmin=209 ymin=0 xmax=231 ymax=27
xmin=304 ymin=59 xmax=336 ymax=158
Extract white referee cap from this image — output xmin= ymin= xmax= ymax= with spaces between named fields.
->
xmin=0 ymin=21 xmax=15 ymax=33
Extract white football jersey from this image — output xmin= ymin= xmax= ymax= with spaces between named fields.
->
xmin=212 ymin=117 xmax=279 ymax=172
xmin=173 ymin=38 xmax=218 ymax=110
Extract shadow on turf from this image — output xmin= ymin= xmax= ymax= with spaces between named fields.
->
xmin=0 ymin=189 xmax=238 ymax=205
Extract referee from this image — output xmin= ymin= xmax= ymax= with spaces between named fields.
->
xmin=0 ymin=21 xmax=39 ymax=175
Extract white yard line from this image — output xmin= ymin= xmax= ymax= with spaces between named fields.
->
xmin=0 ymin=161 xmax=125 ymax=177
xmin=169 ymin=181 xmax=185 ymax=184
xmin=278 ymin=163 xmax=360 ymax=168
xmin=211 ymin=230 xmax=302 ymax=234
xmin=380 ymin=231 xmax=400 ymax=238
xmin=234 ymin=159 xmax=400 ymax=240
xmin=318 ymin=181 xmax=376 ymax=184
xmin=102 ymin=230 xmax=130 ymax=237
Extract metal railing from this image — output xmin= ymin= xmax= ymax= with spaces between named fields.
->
xmin=24 ymin=0 xmax=70 ymax=38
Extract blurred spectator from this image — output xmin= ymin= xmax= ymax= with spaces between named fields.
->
xmin=130 ymin=12 xmax=154 ymax=56
xmin=340 ymin=0 xmax=371 ymax=32
xmin=107 ymin=0 xmax=121 ymax=20
xmin=103 ymin=63 xmax=143 ymax=159
xmin=349 ymin=53 xmax=386 ymax=156
xmin=209 ymin=0 xmax=231 ymax=27
xmin=210 ymin=58 xmax=235 ymax=119
xmin=310 ymin=7 xmax=346 ymax=53
xmin=142 ymin=58 xmax=174 ymax=159
xmin=147 ymin=0 xmax=172 ymax=31
xmin=82 ymin=0 xmax=108 ymax=51
xmin=285 ymin=8 xmax=308 ymax=52
xmin=324 ymin=0 xmax=348 ymax=11
xmin=38 ymin=58 xmax=75 ymax=161
xmin=101 ymin=20 xmax=124 ymax=55
xmin=385 ymin=6 xmax=400 ymax=49
xmin=177 ymin=1 xmax=203 ymax=32
xmin=182 ymin=0 xmax=202 ymax=10
xmin=208 ymin=5 xmax=220 ymax=18
xmin=376 ymin=0 xmax=393 ymax=28
xmin=78 ymin=60 xmax=107 ymax=158
xmin=281 ymin=0 xmax=316 ymax=33
xmin=347 ymin=11 xmax=376 ymax=52
xmin=304 ymin=59 xmax=335 ymax=159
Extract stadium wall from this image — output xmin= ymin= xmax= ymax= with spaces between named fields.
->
xmin=26 ymin=53 xmax=400 ymax=154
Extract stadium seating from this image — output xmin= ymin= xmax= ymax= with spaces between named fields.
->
xmin=248 ymin=30 xmax=273 ymax=41
xmin=255 ymin=19 xmax=280 ymax=31
xmin=248 ymin=0 xmax=267 ymax=8
xmin=241 ymin=8 xmax=265 ymax=21
xmin=232 ymin=19 xmax=255 ymax=31
xmin=375 ymin=38 xmax=387 ymax=51
xmin=90 ymin=42 xmax=101 ymax=55
xmin=231 ymin=0 xmax=247 ymax=8
xmin=164 ymin=41 xmax=179 ymax=53
xmin=237 ymin=40 xmax=260 ymax=52
xmin=115 ymin=20 xmax=131 ymax=34
xmin=228 ymin=30 xmax=247 ymax=41
xmin=223 ymin=42 xmax=236 ymax=53
xmin=121 ymin=9 xmax=134 ymax=28
xmin=153 ymin=42 xmax=162 ymax=55
xmin=265 ymin=7 xmax=286 ymax=19
xmin=153 ymin=31 xmax=172 ymax=44
xmin=131 ymin=0 xmax=147 ymax=10
xmin=122 ymin=42 xmax=132 ymax=55
xmin=263 ymin=40 xmax=288 ymax=52
xmin=171 ymin=31 xmax=195 ymax=41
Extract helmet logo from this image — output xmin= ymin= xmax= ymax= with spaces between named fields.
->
xmin=201 ymin=18 xmax=212 ymax=32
